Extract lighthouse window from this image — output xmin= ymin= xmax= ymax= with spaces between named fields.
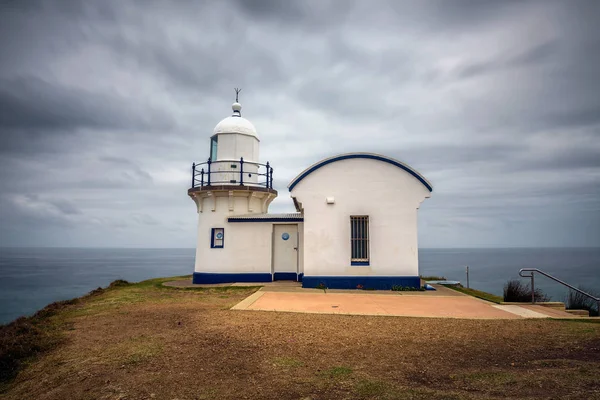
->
xmin=210 ymin=136 xmax=218 ymax=160
xmin=350 ymin=216 xmax=369 ymax=265
xmin=211 ymin=228 xmax=224 ymax=248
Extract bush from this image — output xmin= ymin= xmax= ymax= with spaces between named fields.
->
xmin=503 ymin=279 xmax=550 ymax=302
xmin=420 ymin=275 xmax=447 ymax=281
xmin=0 ymin=299 xmax=75 ymax=384
xmin=109 ymin=279 xmax=131 ymax=288
xmin=566 ymin=287 xmax=599 ymax=317
xmin=391 ymin=285 xmax=425 ymax=292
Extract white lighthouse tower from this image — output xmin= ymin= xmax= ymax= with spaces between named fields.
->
xmin=188 ymin=89 xmax=279 ymax=284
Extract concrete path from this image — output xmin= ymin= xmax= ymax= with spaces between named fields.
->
xmin=163 ymin=279 xmax=583 ymax=320
xmin=232 ymin=286 xmax=581 ymax=320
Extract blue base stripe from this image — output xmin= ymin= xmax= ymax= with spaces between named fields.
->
xmin=273 ymin=272 xmax=298 ymax=281
xmin=302 ymin=276 xmax=420 ymax=290
xmin=192 ymin=272 xmax=272 ymax=284
xmin=298 ymin=273 xmax=304 ymax=282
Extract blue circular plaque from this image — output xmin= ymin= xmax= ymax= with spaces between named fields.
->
xmin=216 ymin=232 xmax=223 ymax=239
xmin=281 ymin=233 xmax=290 ymax=240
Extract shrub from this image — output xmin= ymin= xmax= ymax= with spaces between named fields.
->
xmin=566 ymin=287 xmax=599 ymax=317
xmin=109 ymin=279 xmax=131 ymax=288
xmin=391 ymin=285 xmax=425 ymax=292
xmin=316 ymin=283 xmax=327 ymax=293
xmin=420 ymin=275 xmax=447 ymax=281
xmin=0 ymin=299 xmax=75 ymax=384
xmin=503 ymin=279 xmax=550 ymax=302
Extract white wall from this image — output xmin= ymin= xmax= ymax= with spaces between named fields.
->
xmin=216 ymin=133 xmax=259 ymax=162
xmin=290 ymin=158 xmax=430 ymax=278
xmin=194 ymin=195 xmax=272 ymax=274
xmin=195 ymin=216 xmax=273 ymax=274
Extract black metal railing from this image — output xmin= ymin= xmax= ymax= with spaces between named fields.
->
xmin=519 ymin=268 xmax=600 ymax=312
xmin=191 ymin=157 xmax=274 ymax=189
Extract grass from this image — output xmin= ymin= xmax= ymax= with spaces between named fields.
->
xmin=442 ymin=284 xmax=504 ymax=304
xmin=0 ymin=275 xmax=261 ymax=389
xmin=420 ymin=275 xmax=447 ymax=281
xmin=272 ymin=357 xmax=304 ymax=368
xmin=2 ymin=275 xmax=599 ymax=399
xmin=353 ymin=379 xmax=389 ymax=397
xmin=321 ymin=366 xmax=353 ymax=378
xmin=109 ymin=335 xmax=164 ymax=366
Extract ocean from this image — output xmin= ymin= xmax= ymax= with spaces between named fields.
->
xmin=0 ymin=247 xmax=598 ymax=324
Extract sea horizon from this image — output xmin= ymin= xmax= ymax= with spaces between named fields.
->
xmin=1 ymin=247 xmax=599 ymax=324
xmin=2 ymin=245 xmax=599 ymax=249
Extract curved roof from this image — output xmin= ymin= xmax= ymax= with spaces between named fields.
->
xmin=212 ymin=101 xmax=259 ymax=139
xmin=287 ymin=152 xmax=433 ymax=192
xmin=213 ymin=116 xmax=258 ymax=139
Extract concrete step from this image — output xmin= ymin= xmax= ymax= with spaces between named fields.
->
xmin=537 ymin=302 xmax=566 ymax=310
xmin=566 ymin=309 xmax=590 ymax=317
xmin=500 ymin=301 xmax=566 ymax=310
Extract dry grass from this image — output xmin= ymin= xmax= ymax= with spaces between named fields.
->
xmin=443 ymin=284 xmax=504 ymax=304
xmin=1 ymin=276 xmax=600 ymax=399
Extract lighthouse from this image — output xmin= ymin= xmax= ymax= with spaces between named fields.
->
xmin=188 ymin=89 xmax=280 ymax=284
xmin=187 ymin=89 xmax=432 ymax=289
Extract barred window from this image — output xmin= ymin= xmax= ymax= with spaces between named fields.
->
xmin=350 ymin=216 xmax=369 ymax=265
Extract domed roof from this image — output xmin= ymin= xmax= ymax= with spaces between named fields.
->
xmin=212 ymin=102 xmax=259 ymax=139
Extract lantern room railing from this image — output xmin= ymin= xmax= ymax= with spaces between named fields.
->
xmin=191 ymin=158 xmax=274 ymax=189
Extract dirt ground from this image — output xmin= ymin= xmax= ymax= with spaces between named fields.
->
xmin=2 ymin=278 xmax=600 ymax=400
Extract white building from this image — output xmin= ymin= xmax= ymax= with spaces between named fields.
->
xmin=188 ymin=95 xmax=432 ymax=290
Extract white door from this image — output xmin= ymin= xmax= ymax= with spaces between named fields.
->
xmin=272 ymin=224 xmax=298 ymax=280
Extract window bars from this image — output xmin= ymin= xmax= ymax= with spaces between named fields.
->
xmin=350 ymin=216 xmax=369 ymax=264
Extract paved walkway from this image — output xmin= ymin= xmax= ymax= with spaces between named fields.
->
xmin=232 ymin=285 xmax=581 ymax=320
xmin=163 ymin=279 xmax=584 ymax=320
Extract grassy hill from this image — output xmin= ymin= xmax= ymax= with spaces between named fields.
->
xmin=1 ymin=276 xmax=599 ymax=399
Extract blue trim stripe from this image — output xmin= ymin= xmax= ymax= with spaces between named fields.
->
xmin=288 ymin=153 xmax=432 ymax=192
xmin=302 ymin=276 xmax=421 ymax=290
xmin=192 ymin=272 xmax=272 ymax=284
xmin=228 ymin=217 xmax=303 ymax=223
xmin=351 ymin=261 xmax=370 ymax=266
xmin=273 ymin=272 xmax=297 ymax=281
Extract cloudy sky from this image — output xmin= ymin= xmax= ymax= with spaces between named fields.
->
xmin=0 ymin=0 xmax=599 ymax=248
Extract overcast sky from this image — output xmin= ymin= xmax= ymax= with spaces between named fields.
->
xmin=0 ymin=0 xmax=599 ymax=248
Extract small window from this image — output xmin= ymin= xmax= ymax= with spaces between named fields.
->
xmin=210 ymin=136 xmax=218 ymax=160
xmin=211 ymin=228 xmax=224 ymax=248
xmin=350 ymin=216 xmax=369 ymax=265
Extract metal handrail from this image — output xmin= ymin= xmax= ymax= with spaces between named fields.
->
xmin=191 ymin=157 xmax=274 ymax=189
xmin=519 ymin=268 xmax=600 ymax=312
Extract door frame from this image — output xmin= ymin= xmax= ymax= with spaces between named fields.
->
xmin=271 ymin=223 xmax=299 ymax=281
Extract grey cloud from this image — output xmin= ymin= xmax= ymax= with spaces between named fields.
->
xmin=544 ymin=107 xmax=600 ymax=130
xmin=456 ymin=40 xmax=560 ymax=80
xmin=0 ymin=76 xmax=177 ymax=155
xmin=509 ymin=41 xmax=559 ymax=67
xmin=131 ymin=213 xmax=160 ymax=226
xmin=0 ymin=0 xmax=599 ymax=248
xmin=47 ymin=199 xmax=82 ymax=216
xmin=0 ymin=76 xmax=174 ymax=131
